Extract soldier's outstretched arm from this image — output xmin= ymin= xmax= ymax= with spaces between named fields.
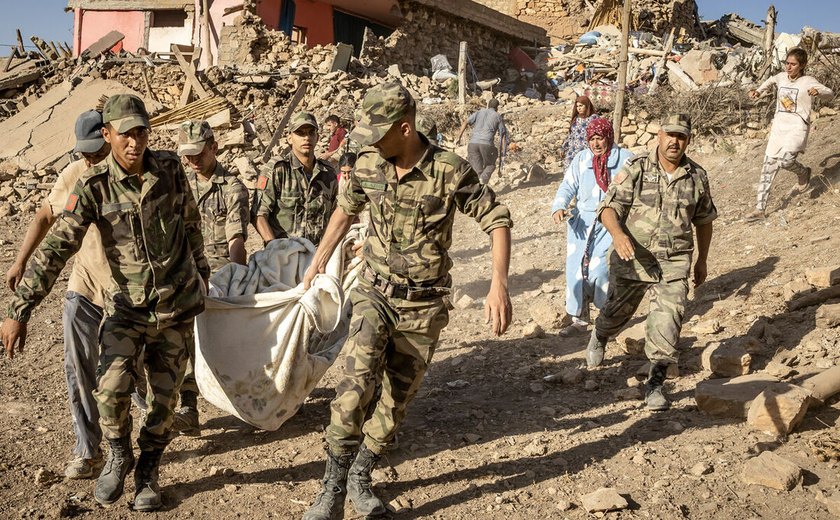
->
xmin=601 ymin=208 xmax=635 ymax=261
xmin=485 ymin=226 xmax=512 ymax=336
xmin=303 ymin=208 xmax=355 ymax=289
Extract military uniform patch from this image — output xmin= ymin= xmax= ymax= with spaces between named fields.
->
xmin=64 ymin=193 xmax=79 ymax=212
xmin=612 ymin=171 xmax=628 ymax=184
xmin=257 ymin=175 xmax=268 ymax=190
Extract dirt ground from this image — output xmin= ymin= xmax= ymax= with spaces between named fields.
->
xmin=1 ymin=112 xmax=839 ymax=520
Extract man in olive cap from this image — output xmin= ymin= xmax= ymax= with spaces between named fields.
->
xmin=173 ymin=119 xmax=250 ymax=436
xmin=586 ymin=114 xmax=717 ymax=411
xmin=5 ymin=109 xmax=111 ymax=480
xmin=1 ymin=94 xmax=210 ymax=512
xmin=255 ymin=111 xmax=338 ymax=247
xmin=300 ymin=81 xmax=513 ymax=520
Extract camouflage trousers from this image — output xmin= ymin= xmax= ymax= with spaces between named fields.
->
xmin=594 ymin=276 xmax=689 ymax=364
xmin=756 ymin=152 xmax=808 ymax=211
xmin=326 ymin=280 xmax=449 ymax=456
xmin=94 ymin=318 xmax=192 ymax=450
xmin=179 ymin=330 xmax=199 ymax=398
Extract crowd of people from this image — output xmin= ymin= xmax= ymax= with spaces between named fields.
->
xmin=0 ymin=45 xmax=833 ymax=517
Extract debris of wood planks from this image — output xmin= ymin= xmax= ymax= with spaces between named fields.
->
xmin=80 ymin=31 xmax=126 ymax=60
xmin=171 ymin=44 xmax=210 ymax=100
xmin=149 ymin=96 xmax=229 ymax=127
xmin=261 ymin=82 xmax=308 ymax=163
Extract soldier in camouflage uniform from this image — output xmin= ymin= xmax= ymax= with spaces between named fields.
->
xmin=1 ymin=94 xmax=210 ymax=512
xmin=173 ymin=120 xmax=250 ymax=436
xmin=587 ymin=114 xmax=717 ymax=411
xmin=300 ymin=82 xmax=513 ymax=520
xmin=255 ymin=112 xmax=338 ymax=247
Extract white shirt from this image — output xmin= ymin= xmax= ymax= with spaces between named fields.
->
xmin=757 ymin=72 xmax=833 ymax=157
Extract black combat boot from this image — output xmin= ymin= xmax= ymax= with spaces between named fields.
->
xmin=302 ymin=449 xmax=355 ymax=520
xmin=585 ymin=330 xmax=608 ymax=368
xmin=347 ymin=444 xmax=387 ymax=517
xmin=172 ymin=391 xmax=200 ymax=436
xmin=645 ymin=362 xmax=671 ymax=411
xmin=133 ymin=448 xmax=164 ymax=512
xmin=94 ymin=436 xmax=135 ymax=505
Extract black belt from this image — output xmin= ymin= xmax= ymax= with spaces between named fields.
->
xmin=360 ymin=265 xmax=450 ymax=301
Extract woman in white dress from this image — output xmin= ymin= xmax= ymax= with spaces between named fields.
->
xmin=746 ymin=47 xmax=833 ymax=220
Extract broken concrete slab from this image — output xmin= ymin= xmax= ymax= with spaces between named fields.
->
xmin=695 ymin=374 xmax=779 ymax=419
xmin=740 ymin=451 xmax=802 ymax=491
xmin=805 ymin=266 xmax=840 ymax=288
xmin=701 ymin=342 xmax=751 ymax=377
xmin=747 ymin=383 xmax=812 ymax=436
xmin=81 ymin=30 xmax=125 ymax=59
xmin=0 ymin=78 xmax=158 ymax=170
xmin=580 ymin=487 xmax=628 ymax=513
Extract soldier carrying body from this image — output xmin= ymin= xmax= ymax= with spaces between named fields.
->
xmin=1 ymin=94 xmax=210 ymax=512
xmin=585 ymin=114 xmax=717 ymax=411
xmin=299 ymin=81 xmax=514 ymax=520
xmin=172 ymin=119 xmax=250 ymax=436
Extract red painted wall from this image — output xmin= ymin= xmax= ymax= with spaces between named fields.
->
xmin=256 ymin=0 xmax=334 ymax=46
xmin=294 ymin=0 xmax=334 ymax=46
xmin=77 ymin=10 xmax=146 ymax=55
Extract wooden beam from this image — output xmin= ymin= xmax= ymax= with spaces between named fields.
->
xmin=16 ymin=29 xmax=25 ymax=54
xmin=201 ymin=0 xmax=214 ymax=66
xmin=2 ymin=49 xmax=18 ymax=73
xmin=261 ymin=82 xmax=308 ymax=163
xmin=458 ymin=41 xmax=467 ymax=106
xmin=170 ymin=44 xmax=210 ymax=99
xmin=612 ymin=0 xmax=632 ymax=141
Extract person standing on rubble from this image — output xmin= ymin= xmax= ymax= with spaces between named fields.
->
xmin=5 ymin=110 xmax=111 ymax=480
xmin=319 ymin=114 xmax=348 ymax=165
xmin=255 ymin=111 xmax=338 ymax=247
xmin=551 ymin=117 xmax=633 ymax=336
xmin=746 ymin=47 xmax=833 ymax=220
xmin=299 ymin=81 xmax=513 ymax=520
xmin=561 ymin=95 xmax=597 ymax=171
xmin=457 ymin=98 xmax=508 ymax=184
xmin=585 ymin=114 xmax=717 ymax=412
xmin=173 ymin=119 xmax=250 ymax=436
xmin=1 ymin=94 xmax=210 ymax=512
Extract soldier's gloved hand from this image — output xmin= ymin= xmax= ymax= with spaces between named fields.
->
xmin=613 ymin=232 xmax=635 ymax=261
xmin=5 ymin=262 xmax=25 ymax=292
xmin=1 ymin=318 xmax=27 ymax=360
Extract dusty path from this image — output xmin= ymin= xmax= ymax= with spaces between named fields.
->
xmin=0 ymin=113 xmax=838 ymax=519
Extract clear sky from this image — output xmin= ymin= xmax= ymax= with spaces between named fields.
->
xmin=1 ymin=0 xmax=838 ymax=55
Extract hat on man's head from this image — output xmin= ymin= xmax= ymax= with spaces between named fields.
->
xmin=289 ymin=111 xmax=319 ymax=133
xmin=661 ymin=114 xmax=691 ymax=136
xmin=73 ymin=110 xmax=105 ymax=154
xmin=103 ymin=94 xmax=150 ymax=133
xmin=349 ymin=81 xmax=416 ymax=147
xmin=177 ymin=120 xmax=214 ymax=156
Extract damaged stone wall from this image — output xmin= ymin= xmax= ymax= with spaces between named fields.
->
xmin=371 ymin=0 xmax=524 ymax=78
xmin=474 ymin=0 xmax=701 ymax=44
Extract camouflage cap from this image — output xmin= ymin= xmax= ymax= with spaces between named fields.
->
xmin=289 ymin=111 xmax=318 ymax=133
xmin=349 ymin=81 xmax=415 ymax=147
xmin=661 ymin=114 xmax=691 ymax=136
xmin=415 ymin=114 xmax=437 ymax=138
xmin=103 ymin=94 xmax=150 ymax=133
xmin=177 ymin=120 xmax=214 ymax=156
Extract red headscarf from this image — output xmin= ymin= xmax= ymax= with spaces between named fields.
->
xmin=569 ymin=95 xmax=595 ymax=131
xmin=586 ymin=117 xmax=614 ymax=193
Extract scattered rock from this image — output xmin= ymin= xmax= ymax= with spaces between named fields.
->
xmin=210 ymin=466 xmax=236 ymax=477
xmin=805 ymin=266 xmax=840 ymax=288
xmin=690 ymin=461 xmax=713 ymax=476
xmin=387 ymin=496 xmax=412 ymax=514
xmin=815 ymin=490 xmax=840 ymax=517
xmin=701 ymin=342 xmax=751 ymax=377
xmin=692 ymin=319 xmax=722 ymax=335
xmin=583 ymin=379 xmax=599 ymax=391
xmin=523 ymin=322 xmax=545 ymax=339
xmin=614 ymin=387 xmax=643 ymax=400
xmin=580 ymin=487 xmax=629 ymax=513
xmin=740 ymin=451 xmax=802 ymax=490
xmin=815 ymin=303 xmax=840 ymax=329
xmin=695 ymin=374 xmax=779 ymax=418
xmin=34 ymin=468 xmax=59 ymax=486
xmin=556 ymin=498 xmax=573 ymax=511
xmin=783 ymin=280 xmax=815 ymax=302
xmin=454 ymin=294 xmax=475 ymax=310
xmin=463 ymin=433 xmax=482 ymax=443
xmin=764 ymin=361 xmax=795 ymax=379
xmin=559 ymin=367 xmax=585 ymax=385
xmin=529 ymin=302 xmax=563 ymax=330
xmin=529 ymin=382 xmax=545 ymax=393
xmin=616 ymin=321 xmax=646 ymax=356
xmin=747 ymin=383 xmax=812 ymax=436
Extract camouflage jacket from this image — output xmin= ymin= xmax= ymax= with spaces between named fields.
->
xmin=255 ymin=153 xmax=337 ymax=245
xmin=8 ymin=151 xmax=210 ymax=325
xmin=187 ymin=161 xmax=249 ymax=272
xmin=596 ymin=149 xmax=717 ymax=282
xmin=339 ymin=140 xmax=513 ymax=286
